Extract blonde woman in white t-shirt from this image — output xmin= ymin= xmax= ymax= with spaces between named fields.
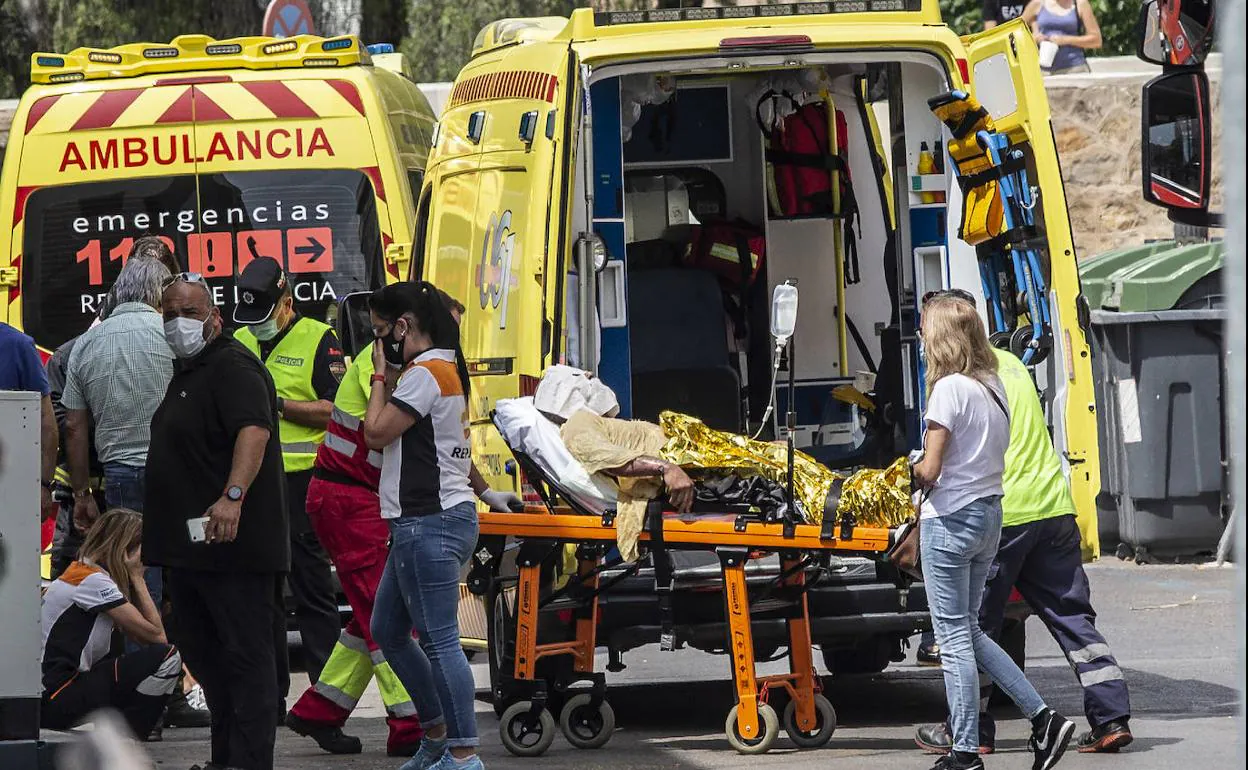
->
xmin=911 ymin=295 xmax=1074 ymax=770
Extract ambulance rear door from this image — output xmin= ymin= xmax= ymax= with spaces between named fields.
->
xmin=188 ymin=74 xmax=392 ymax=324
xmin=963 ymin=21 xmax=1101 ymax=556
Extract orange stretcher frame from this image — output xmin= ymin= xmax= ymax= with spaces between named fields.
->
xmin=478 ymin=507 xmax=893 ymax=755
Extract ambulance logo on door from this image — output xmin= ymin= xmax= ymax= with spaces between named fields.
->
xmin=478 ymin=210 xmax=517 ymax=330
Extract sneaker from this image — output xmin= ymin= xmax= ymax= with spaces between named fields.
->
xmin=929 ymin=753 xmax=985 ymax=770
xmin=165 ymin=685 xmax=212 ymax=728
xmin=917 ymin=640 xmax=942 ymax=667
xmin=284 ymin=711 xmax=362 ymax=755
xmin=399 ymin=737 xmax=448 ymax=770
xmin=1076 ymin=718 xmax=1133 ymax=753
xmin=426 ymin=752 xmax=484 ymax=770
xmin=914 ymin=722 xmax=994 ymax=755
xmin=1029 ymin=708 xmax=1076 ymax=770
xmin=145 ymin=723 xmax=163 ymax=742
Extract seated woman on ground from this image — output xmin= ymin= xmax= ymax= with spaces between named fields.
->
xmin=41 ymin=508 xmax=182 ymax=739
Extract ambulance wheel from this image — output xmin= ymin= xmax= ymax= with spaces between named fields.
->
xmin=499 ymin=701 xmax=556 ymax=757
xmin=782 ymin=694 xmax=837 ymax=749
xmin=558 ymin=693 xmax=615 ymax=749
xmin=725 ymin=703 xmax=780 ymax=755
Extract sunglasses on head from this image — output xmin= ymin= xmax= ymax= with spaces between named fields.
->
xmin=922 ymin=288 xmax=976 ymax=306
xmin=162 ymin=271 xmax=206 ymax=289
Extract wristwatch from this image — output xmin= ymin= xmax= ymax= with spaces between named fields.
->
xmin=225 ymin=485 xmax=245 ymax=502
xmin=73 ymin=487 xmax=94 ymax=499
xmin=276 ymin=397 xmax=286 ymax=415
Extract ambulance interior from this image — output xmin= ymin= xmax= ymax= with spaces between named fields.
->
xmin=570 ymin=55 xmax=1060 ymax=470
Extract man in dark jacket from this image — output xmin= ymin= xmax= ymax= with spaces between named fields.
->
xmin=145 ymin=275 xmax=289 ymax=770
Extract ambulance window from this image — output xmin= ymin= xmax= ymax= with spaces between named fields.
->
xmin=413 ymin=187 xmax=433 ymax=279
xmin=21 ymin=169 xmax=385 ymax=349
xmin=973 ymin=54 xmax=1019 ymax=121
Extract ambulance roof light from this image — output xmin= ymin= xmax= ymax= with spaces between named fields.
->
xmin=366 ymin=43 xmax=395 ymax=55
xmin=472 ymin=17 xmax=567 ymax=57
xmin=593 ymin=0 xmax=919 ymax=26
xmin=29 ymin=34 xmax=370 ymax=84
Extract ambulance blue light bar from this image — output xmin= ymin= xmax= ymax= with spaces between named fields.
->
xmin=594 ymin=0 xmax=919 ymax=26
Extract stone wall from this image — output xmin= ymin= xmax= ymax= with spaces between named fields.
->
xmin=1045 ymin=57 xmax=1224 ymax=259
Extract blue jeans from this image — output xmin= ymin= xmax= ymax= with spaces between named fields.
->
xmin=921 ymin=496 xmax=1046 ymax=753
xmin=372 ymin=502 xmax=479 ymax=749
xmin=103 ymin=462 xmax=163 ymax=610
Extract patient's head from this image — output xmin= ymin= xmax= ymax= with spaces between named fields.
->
xmin=534 ymin=365 xmax=620 ymax=423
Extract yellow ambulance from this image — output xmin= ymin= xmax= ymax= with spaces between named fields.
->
xmin=0 ymin=34 xmax=494 ymax=653
xmin=416 ymin=1 xmax=1101 ymax=555
xmin=0 ymin=34 xmax=435 ymax=350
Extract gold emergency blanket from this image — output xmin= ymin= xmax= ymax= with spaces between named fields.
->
xmin=838 ymin=456 xmax=915 ymax=530
xmin=560 ymin=410 xmax=914 ymax=561
xmin=658 ymin=412 xmax=835 ymax=525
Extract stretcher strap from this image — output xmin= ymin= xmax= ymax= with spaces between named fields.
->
xmin=820 ymin=477 xmax=847 ymax=541
xmin=647 ymin=502 xmax=678 ymax=651
xmin=955 ymin=154 xmax=1029 ymax=194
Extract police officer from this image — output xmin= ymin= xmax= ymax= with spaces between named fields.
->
xmin=233 ymin=257 xmax=343 ymax=688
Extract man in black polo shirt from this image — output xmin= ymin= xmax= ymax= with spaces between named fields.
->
xmin=145 ymin=275 xmax=288 ymax=770
xmin=984 ymin=0 xmax=1028 ymax=27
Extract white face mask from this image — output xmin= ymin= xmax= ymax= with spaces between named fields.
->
xmin=164 ymin=317 xmax=208 ymax=359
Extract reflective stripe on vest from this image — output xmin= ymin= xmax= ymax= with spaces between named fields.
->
xmin=237 ymin=317 xmax=332 ymax=473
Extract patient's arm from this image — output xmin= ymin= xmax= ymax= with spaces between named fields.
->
xmin=608 ymin=457 xmax=695 ymax=513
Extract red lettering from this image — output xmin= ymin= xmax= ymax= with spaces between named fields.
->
xmin=182 ymin=134 xmax=198 ymax=163
xmin=123 ymin=137 xmax=148 ymax=168
xmin=76 ymin=240 xmax=103 ymax=285
xmin=153 ymin=136 xmax=177 ymax=166
xmin=237 ymin=130 xmax=262 ymax=161
xmin=295 ymin=128 xmax=304 ymax=155
xmin=59 ymin=142 xmax=86 ymax=172
xmin=204 ymin=132 xmax=234 ymax=162
xmin=306 ymin=127 xmax=333 ymax=157
xmin=89 ymin=139 xmax=118 ymax=170
xmin=267 ymin=128 xmax=291 ymax=159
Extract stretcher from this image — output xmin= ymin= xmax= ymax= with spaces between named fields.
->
xmin=469 ymin=418 xmax=896 ymax=756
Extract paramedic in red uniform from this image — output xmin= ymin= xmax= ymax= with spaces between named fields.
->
xmin=285 ymin=290 xmax=520 ymax=756
xmin=233 ymin=257 xmax=344 ymax=691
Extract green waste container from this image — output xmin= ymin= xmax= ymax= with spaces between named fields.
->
xmin=1082 ymin=241 xmax=1226 ymax=561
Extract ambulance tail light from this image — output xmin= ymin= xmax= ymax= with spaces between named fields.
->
xmin=719 ymin=34 xmax=813 ymax=51
xmin=303 ymin=57 xmax=341 ymax=67
xmin=142 ymin=47 xmax=179 ymax=59
xmin=264 ymin=40 xmax=299 ymax=55
xmin=206 ymin=43 xmax=243 ymax=55
xmin=87 ymin=52 xmax=123 ymax=64
xmin=956 ymin=57 xmax=970 ymax=85
xmin=49 ymin=72 xmax=85 ymax=83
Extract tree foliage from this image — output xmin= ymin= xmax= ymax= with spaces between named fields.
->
xmin=0 ymin=0 xmax=1147 ymax=99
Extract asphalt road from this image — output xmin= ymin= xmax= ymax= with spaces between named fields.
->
xmin=140 ymin=559 xmax=1242 ymax=770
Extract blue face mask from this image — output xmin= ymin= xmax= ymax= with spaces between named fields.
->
xmin=252 ymin=317 xmax=280 ymax=341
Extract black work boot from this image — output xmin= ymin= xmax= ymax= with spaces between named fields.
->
xmin=1076 ymin=718 xmax=1133 ymax=753
xmin=285 ymin=711 xmax=363 ymax=755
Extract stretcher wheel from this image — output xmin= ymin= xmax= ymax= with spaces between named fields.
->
xmin=559 ymin=693 xmax=616 ymax=749
xmin=725 ymin=703 xmax=780 ymax=755
xmin=782 ymin=694 xmax=837 ymax=749
xmin=499 ymin=701 xmax=556 ymax=757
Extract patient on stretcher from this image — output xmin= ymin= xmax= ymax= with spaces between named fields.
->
xmin=494 ymin=366 xmax=913 ymax=561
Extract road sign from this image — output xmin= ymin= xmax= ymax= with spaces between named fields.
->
xmin=264 ymin=0 xmax=316 ymax=38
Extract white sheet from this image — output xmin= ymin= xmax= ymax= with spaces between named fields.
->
xmin=494 ymin=397 xmax=618 ymax=513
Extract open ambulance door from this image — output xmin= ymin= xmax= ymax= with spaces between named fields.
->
xmin=962 ymin=21 xmax=1102 ymax=559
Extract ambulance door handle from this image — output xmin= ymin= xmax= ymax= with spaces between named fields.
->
xmin=468 ymin=111 xmax=486 ymax=144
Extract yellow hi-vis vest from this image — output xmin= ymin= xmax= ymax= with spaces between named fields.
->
xmin=237 ymin=317 xmax=331 ymax=473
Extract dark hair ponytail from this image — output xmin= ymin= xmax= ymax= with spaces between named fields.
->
xmin=369 ymin=281 xmax=471 ymax=396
